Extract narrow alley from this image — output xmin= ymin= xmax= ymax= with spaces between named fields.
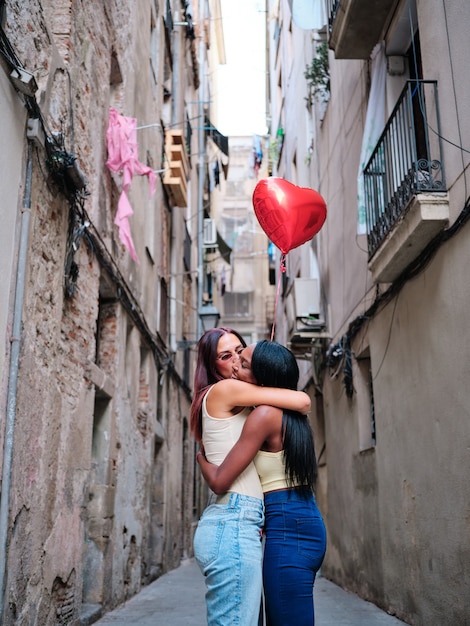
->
xmin=2 ymin=1 xmax=470 ymax=624
xmin=90 ymin=558 xmax=408 ymax=626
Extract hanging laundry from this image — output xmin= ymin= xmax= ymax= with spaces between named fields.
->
xmin=221 ymin=154 xmax=229 ymax=180
xmin=220 ymin=265 xmax=226 ymax=296
xmin=288 ymin=0 xmax=327 ymax=30
xmin=214 ymin=160 xmax=220 ymax=187
xmin=206 ymin=270 xmax=213 ymax=301
xmin=204 ymin=115 xmax=229 ymax=156
xmin=105 ymin=108 xmax=156 ymax=262
xmin=253 ymin=135 xmax=263 ymax=177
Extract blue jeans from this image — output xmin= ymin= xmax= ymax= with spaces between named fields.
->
xmin=262 ymin=489 xmax=327 ymax=626
xmin=193 ymin=493 xmax=264 ymax=626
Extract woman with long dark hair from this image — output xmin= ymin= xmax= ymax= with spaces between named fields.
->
xmin=198 ymin=340 xmax=326 ymax=626
xmin=190 ymin=329 xmax=311 ymax=626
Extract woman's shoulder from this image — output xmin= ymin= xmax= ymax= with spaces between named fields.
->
xmin=250 ymin=404 xmax=283 ymax=416
xmin=204 ymin=379 xmax=242 ymax=417
xmin=247 ymin=404 xmax=283 ymax=425
xmin=209 ymin=378 xmax=244 ymax=395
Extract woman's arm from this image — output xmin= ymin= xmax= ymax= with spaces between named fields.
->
xmin=198 ymin=405 xmax=280 ymax=494
xmin=208 ymin=378 xmax=310 ymax=415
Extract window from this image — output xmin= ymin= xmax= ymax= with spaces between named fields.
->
xmin=222 ymin=292 xmax=252 ymax=318
xmin=157 ymin=278 xmax=168 ymax=339
xmin=356 ymin=349 xmax=376 ymax=450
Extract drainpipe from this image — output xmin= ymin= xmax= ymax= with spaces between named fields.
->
xmin=0 ymin=141 xmax=33 ymax=618
xmin=196 ymin=0 xmax=206 ymax=339
xmin=169 ymin=14 xmax=181 ymax=353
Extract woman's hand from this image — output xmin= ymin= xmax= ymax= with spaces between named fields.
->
xmin=197 ymin=453 xmax=226 ymax=494
xmin=196 ymin=447 xmax=205 ymax=464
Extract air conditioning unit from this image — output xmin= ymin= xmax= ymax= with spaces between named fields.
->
xmin=203 ymin=218 xmax=217 ymax=246
xmin=293 ymin=278 xmax=325 ymax=330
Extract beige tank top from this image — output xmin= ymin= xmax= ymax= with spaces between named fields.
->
xmin=202 ymin=388 xmax=263 ymax=500
xmin=254 ymin=450 xmax=300 ymax=493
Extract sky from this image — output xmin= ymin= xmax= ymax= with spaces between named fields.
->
xmin=215 ymin=0 xmax=268 ymax=137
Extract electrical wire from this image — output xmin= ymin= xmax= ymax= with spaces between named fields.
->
xmin=408 ymin=1 xmax=470 ymax=159
xmin=441 ymin=0 xmax=468 ymax=202
xmin=372 ymin=290 xmax=399 ymax=382
xmin=73 ymin=199 xmax=193 ymax=399
xmin=0 ymin=25 xmax=22 ymax=68
xmin=328 ymin=194 xmax=470 ymax=395
xmin=0 ymin=19 xmax=193 ymax=398
xmin=65 ymin=68 xmax=75 ymax=153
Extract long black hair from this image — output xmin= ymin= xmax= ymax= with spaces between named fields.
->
xmin=251 ymin=340 xmax=317 ymax=493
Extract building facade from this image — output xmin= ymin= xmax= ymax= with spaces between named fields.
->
xmin=266 ymin=0 xmax=470 ymax=624
xmin=0 ymin=0 xmax=224 ymax=623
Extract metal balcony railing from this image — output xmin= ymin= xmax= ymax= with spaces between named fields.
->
xmin=363 ymin=80 xmax=446 ymax=259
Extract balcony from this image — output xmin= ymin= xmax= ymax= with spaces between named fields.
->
xmin=364 ymin=81 xmax=449 ymax=283
xmin=327 ymin=0 xmax=396 ymax=59
xmin=163 ymin=130 xmax=189 ymax=207
xmin=287 ymin=278 xmax=329 ymax=356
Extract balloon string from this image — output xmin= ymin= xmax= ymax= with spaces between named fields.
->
xmin=270 ymin=253 xmax=287 ymax=342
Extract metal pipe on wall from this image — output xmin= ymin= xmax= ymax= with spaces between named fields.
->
xmin=170 ymin=13 xmax=181 ymax=353
xmin=196 ymin=0 xmax=206 ymax=340
xmin=0 ymin=141 xmax=33 ymax=617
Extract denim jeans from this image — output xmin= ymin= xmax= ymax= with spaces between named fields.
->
xmin=193 ymin=492 xmax=265 ymax=626
xmin=262 ymin=489 xmax=327 ymax=626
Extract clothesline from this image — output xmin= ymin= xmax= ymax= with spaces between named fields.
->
xmin=136 ymin=123 xmax=162 ymax=130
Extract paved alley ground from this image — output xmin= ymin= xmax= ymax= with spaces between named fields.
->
xmin=91 ymin=557 xmax=408 ymax=625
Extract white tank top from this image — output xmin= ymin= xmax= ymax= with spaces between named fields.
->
xmin=202 ymin=389 xmax=263 ymax=500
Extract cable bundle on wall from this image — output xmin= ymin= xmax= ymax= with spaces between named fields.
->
xmin=327 ymin=195 xmax=470 ymax=396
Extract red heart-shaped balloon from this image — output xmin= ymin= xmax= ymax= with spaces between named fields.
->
xmin=252 ymin=178 xmax=327 ymax=254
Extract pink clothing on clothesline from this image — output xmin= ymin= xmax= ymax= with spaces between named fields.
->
xmin=106 ymin=107 xmax=156 ymax=262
